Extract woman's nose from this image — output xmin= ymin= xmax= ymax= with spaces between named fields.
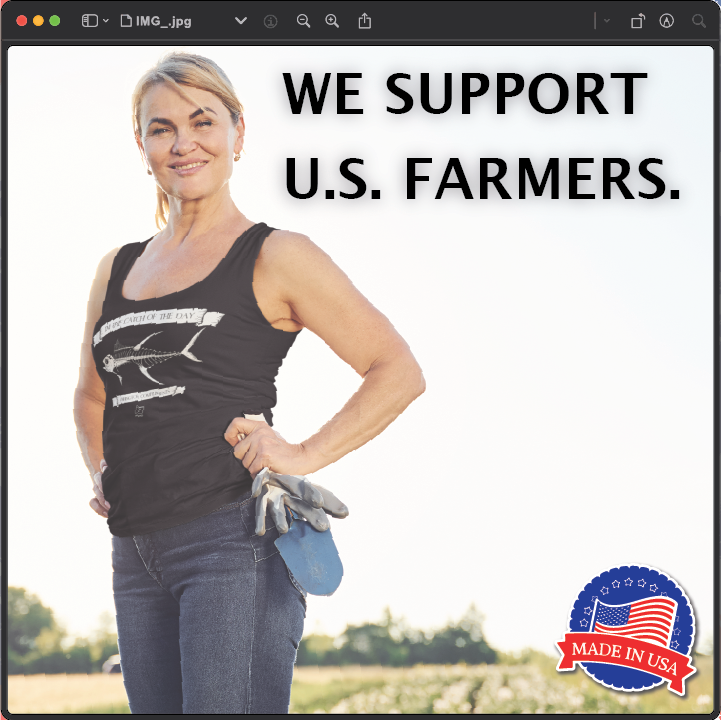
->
xmin=172 ymin=130 xmax=198 ymax=156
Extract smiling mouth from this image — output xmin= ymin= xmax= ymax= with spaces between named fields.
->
xmin=172 ymin=161 xmax=208 ymax=170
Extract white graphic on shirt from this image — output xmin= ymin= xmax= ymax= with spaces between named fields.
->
xmin=103 ymin=330 xmax=204 ymax=385
xmin=93 ymin=308 xmax=224 ymax=347
xmin=112 ymin=385 xmax=186 ymax=407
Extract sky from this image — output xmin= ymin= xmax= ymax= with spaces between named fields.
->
xmin=6 ymin=44 xmax=715 ymax=656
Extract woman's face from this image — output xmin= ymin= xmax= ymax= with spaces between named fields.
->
xmin=137 ymin=82 xmax=244 ymax=204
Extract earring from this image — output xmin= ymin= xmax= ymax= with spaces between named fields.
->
xmin=234 ymin=153 xmax=241 ymax=162
xmin=147 ymin=168 xmax=152 ymax=175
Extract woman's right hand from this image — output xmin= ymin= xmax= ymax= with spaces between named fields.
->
xmin=89 ymin=459 xmax=111 ymax=519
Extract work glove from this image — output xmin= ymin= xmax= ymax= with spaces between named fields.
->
xmin=239 ymin=415 xmax=349 ymax=536
xmin=254 ymin=468 xmax=350 ymax=536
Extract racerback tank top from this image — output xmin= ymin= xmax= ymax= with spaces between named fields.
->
xmin=91 ymin=223 xmax=300 ymax=537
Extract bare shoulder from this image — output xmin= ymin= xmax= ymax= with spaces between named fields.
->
xmin=261 ymin=229 xmax=329 ymax=263
xmin=259 ymin=229 xmax=345 ymax=283
xmin=96 ymin=246 xmax=121 ymax=279
xmin=89 ymin=246 xmax=121 ymax=304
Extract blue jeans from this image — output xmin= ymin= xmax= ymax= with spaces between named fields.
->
xmin=111 ymin=490 xmax=306 ymax=714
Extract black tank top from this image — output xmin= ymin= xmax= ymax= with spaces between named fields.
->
xmin=91 ymin=223 xmax=300 ymax=537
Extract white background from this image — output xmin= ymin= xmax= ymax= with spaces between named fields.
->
xmin=7 ymin=45 xmax=715 ymax=656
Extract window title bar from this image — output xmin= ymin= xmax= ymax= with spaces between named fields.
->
xmin=2 ymin=1 xmax=719 ymax=41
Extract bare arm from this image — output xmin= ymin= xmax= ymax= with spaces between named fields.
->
xmin=73 ymin=248 xmax=119 ymax=516
xmin=226 ymin=231 xmax=426 ymax=476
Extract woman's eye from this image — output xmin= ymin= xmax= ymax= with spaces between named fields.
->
xmin=150 ymin=127 xmax=169 ymax=136
xmin=197 ymin=120 xmax=212 ymax=128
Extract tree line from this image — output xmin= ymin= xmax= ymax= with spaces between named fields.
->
xmin=8 ymin=586 xmax=497 ymax=673
xmin=8 ymin=587 xmax=119 ymax=674
xmin=297 ymin=605 xmax=497 ymax=667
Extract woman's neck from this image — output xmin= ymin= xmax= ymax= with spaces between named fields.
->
xmin=161 ymin=191 xmax=244 ymax=246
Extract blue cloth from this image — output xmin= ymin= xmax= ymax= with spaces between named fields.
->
xmin=111 ymin=490 xmax=305 ymax=714
xmin=275 ymin=515 xmax=343 ymax=596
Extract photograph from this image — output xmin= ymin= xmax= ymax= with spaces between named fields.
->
xmin=5 ymin=37 xmax=715 ymax=714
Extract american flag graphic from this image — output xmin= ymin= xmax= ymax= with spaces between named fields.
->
xmin=590 ymin=597 xmax=677 ymax=648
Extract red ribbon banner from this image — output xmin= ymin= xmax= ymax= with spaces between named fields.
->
xmin=556 ymin=632 xmax=696 ymax=696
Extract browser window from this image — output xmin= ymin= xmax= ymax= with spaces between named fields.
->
xmin=3 ymin=1 xmax=718 ymax=714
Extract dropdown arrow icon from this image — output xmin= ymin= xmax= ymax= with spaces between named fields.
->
xmin=604 ymin=19 xmax=610 ymax=23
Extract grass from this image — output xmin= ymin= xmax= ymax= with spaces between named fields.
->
xmin=290 ymin=666 xmax=432 ymax=713
xmin=70 ymin=703 xmax=131 ymax=714
xmin=7 ymin=655 xmax=715 ymax=714
xmin=497 ymin=651 xmax=715 ymax=715
xmin=7 ymin=673 xmax=130 ymax=714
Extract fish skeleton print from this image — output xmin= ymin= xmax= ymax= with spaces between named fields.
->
xmin=103 ymin=329 xmax=205 ymax=385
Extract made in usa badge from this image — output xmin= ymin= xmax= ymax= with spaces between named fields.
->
xmin=555 ymin=564 xmax=696 ymax=696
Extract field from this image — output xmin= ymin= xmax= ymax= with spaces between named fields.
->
xmin=7 ymin=655 xmax=714 ymax=714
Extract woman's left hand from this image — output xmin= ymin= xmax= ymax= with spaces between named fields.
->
xmin=223 ymin=416 xmax=309 ymax=477
xmin=253 ymin=472 xmax=349 ymax=536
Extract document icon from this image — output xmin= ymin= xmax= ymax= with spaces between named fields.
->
xmin=120 ymin=14 xmax=132 ymax=27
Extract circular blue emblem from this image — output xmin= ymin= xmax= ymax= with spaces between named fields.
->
xmin=567 ymin=564 xmax=695 ymax=691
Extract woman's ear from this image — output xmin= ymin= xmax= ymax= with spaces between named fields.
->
xmin=135 ymin=134 xmax=147 ymax=162
xmin=235 ymin=116 xmax=246 ymax=155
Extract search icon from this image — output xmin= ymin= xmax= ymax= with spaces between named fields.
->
xmin=297 ymin=13 xmax=310 ymax=28
xmin=692 ymin=13 xmax=706 ymax=28
xmin=325 ymin=13 xmax=339 ymax=28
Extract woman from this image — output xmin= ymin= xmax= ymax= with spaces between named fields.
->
xmin=74 ymin=52 xmax=424 ymax=714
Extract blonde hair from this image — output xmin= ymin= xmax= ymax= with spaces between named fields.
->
xmin=132 ymin=52 xmax=244 ymax=229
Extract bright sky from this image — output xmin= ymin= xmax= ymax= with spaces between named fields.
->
xmin=7 ymin=45 xmax=715 ymax=656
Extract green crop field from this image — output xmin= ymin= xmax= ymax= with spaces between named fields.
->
xmin=290 ymin=655 xmax=714 ymax=714
xmin=7 ymin=654 xmax=714 ymax=714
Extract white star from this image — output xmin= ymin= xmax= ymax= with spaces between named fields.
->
xmin=671 ymin=641 xmax=679 ymax=650
xmin=650 ymin=584 xmax=658 ymax=592
xmin=673 ymin=628 xmax=680 ymax=635
xmin=601 ymin=586 xmax=609 ymax=595
xmin=660 ymin=592 xmax=668 ymax=597
xmin=592 ymin=596 xmax=598 ymax=603
xmin=580 ymin=619 xmax=588 ymax=628
xmin=612 ymin=580 xmax=620 ymax=589
xmin=625 ymin=578 xmax=633 ymax=586
xmin=584 ymin=607 xmax=592 ymax=615
xmin=638 ymin=579 xmax=646 ymax=587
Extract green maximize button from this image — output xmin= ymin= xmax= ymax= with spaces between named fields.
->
xmin=49 ymin=15 xmax=60 ymax=26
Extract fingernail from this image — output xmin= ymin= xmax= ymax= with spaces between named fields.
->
xmin=105 ymin=501 xmax=111 ymax=509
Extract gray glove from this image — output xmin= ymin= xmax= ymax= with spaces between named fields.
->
xmin=254 ymin=469 xmax=350 ymax=536
xmin=252 ymin=467 xmax=324 ymax=508
xmin=240 ymin=416 xmax=349 ymax=536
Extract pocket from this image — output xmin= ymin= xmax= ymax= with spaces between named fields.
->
xmin=207 ymin=499 xmax=242 ymax=516
xmin=240 ymin=501 xmax=281 ymax=562
xmin=286 ymin=565 xmax=308 ymax=601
